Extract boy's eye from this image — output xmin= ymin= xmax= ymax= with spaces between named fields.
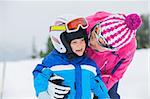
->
xmin=72 ymin=41 xmax=77 ymax=44
xmin=81 ymin=38 xmax=85 ymax=41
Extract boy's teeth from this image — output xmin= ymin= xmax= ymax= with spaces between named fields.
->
xmin=76 ymin=49 xmax=82 ymax=51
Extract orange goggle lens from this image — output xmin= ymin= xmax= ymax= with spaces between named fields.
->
xmin=66 ymin=18 xmax=88 ymax=31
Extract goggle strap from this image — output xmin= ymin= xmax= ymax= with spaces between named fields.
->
xmin=50 ymin=26 xmax=66 ymax=31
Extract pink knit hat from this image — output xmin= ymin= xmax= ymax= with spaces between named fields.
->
xmin=87 ymin=12 xmax=142 ymax=49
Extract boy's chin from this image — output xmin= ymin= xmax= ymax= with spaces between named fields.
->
xmin=76 ymin=53 xmax=84 ymax=56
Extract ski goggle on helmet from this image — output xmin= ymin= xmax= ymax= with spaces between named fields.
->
xmin=90 ymin=24 xmax=117 ymax=51
xmin=50 ymin=17 xmax=88 ymax=33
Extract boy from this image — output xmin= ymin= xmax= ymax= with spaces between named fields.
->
xmin=33 ymin=17 xmax=110 ymax=99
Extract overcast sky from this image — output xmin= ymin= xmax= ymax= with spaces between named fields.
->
xmin=0 ymin=0 xmax=149 ymax=61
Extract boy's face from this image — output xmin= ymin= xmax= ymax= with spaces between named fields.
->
xmin=70 ymin=38 xmax=86 ymax=56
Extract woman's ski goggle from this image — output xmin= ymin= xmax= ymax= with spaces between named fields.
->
xmin=92 ymin=24 xmax=117 ymax=50
xmin=50 ymin=18 xmax=88 ymax=33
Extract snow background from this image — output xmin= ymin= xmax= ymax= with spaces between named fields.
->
xmin=0 ymin=48 xmax=150 ymax=99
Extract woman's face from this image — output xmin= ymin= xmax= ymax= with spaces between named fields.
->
xmin=89 ymin=31 xmax=109 ymax=52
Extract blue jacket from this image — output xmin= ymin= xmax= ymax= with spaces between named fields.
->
xmin=33 ymin=50 xmax=110 ymax=99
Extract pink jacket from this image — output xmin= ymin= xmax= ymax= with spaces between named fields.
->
xmin=86 ymin=11 xmax=137 ymax=90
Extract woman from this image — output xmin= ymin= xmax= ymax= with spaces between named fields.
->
xmin=86 ymin=11 xmax=142 ymax=99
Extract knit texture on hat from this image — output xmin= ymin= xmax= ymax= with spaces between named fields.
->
xmin=98 ymin=13 xmax=142 ymax=49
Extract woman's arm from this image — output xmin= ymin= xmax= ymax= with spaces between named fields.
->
xmin=102 ymin=39 xmax=137 ymax=90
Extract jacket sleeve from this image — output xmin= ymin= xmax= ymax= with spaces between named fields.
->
xmin=102 ymin=39 xmax=137 ymax=90
xmin=34 ymin=68 xmax=53 ymax=96
xmin=32 ymin=53 xmax=53 ymax=78
xmin=33 ymin=54 xmax=54 ymax=96
xmin=32 ymin=64 xmax=46 ymax=78
xmin=90 ymin=69 xmax=110 ymax=99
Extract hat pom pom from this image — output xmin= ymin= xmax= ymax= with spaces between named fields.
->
xmin=125 ymin=14 xmax=142 ymax=30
